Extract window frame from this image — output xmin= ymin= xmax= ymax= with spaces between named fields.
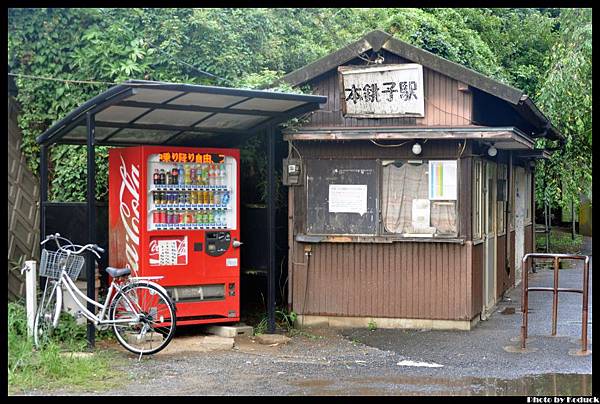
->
xmin=380 ymin=158 xmax=460 ymax=239
xmin=472 ymin=158 xmax=484 ymax=242
xmin=496 ymin=163 xmax=507 ymax=236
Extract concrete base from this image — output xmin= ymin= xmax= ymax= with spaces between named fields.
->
xmin=205 ymin=324 xmax=254 ymax=338
xmin=296 ymin=315 xmax=479 ymax=331
xmin=197 ymin=336 xmax=235 ymax=351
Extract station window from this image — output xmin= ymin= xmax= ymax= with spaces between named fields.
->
xmin=381 ymin=159 xmax=458 ymax=237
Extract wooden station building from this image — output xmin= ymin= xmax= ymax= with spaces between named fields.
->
xmin=279 ymin=30 xmax=562 ymax=330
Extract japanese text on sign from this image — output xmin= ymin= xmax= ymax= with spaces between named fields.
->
xmin=158 ymin=152 xmax=225 ymax=164
xmin=339 ymin=64 xmax=425 ymax=117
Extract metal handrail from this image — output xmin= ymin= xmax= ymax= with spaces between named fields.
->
xmin=520 ymin=253 xmax=590 ymax=354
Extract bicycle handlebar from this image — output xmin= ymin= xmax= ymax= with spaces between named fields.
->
xmin=41 ymin=233 xmax=103 ymax=259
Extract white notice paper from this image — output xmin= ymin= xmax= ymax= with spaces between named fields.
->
xmin=412 ymin=199 xmax=431 ymax=231
xmin=428 ymin=160 xmax=457 ymax=200
xmin=328 ymin=184 xmax=368 ymax=215
xmin=158 ymin=240 xmax=178 ymax=266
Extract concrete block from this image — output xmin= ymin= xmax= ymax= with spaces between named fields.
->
xmin=255 ymin=334 xmax=291 ymax=345
xmin=206 ymin=324 xmax=254 ymax=338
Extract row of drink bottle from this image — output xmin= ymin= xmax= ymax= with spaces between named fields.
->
xmin=153 ymin=210 xmax=227 ymax=226
xmin=153 ymin=163 xmax=227 ymax=186
xmin=152 ymin=189 xmax=230 ymax=206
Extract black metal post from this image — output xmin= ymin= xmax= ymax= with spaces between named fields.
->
xmin=39 ymin=144 xmax=48 ymax=246
xmin=86 ymin=112 xmax=96 ymax=349
xmin=39 ymin=145 xmax=48 ymax=288
xmin=267 ymin=125 xmax=276 ymax=334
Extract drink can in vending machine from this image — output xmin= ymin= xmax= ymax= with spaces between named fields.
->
xmin=153 ymin=211 xmax=160 ymax=224
xmin=190 ymin=167 xmax=196 ymax=184
xmin=214 ymin=190 xmax=221 ymax=205
xmin=159 ymin=211 xmax=166 ymax=224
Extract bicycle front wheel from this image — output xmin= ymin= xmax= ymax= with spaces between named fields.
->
xmin=33 ymin=281 xmax=62 ymax=348
xmin=109 ymin=282 xmax=176 ymax=355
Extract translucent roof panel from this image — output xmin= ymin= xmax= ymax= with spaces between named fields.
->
xmin=95 ymin=106 xmax=147 ymax=123
xmin=36 ymin=80 xmax=326 ymax=146
xmin=108 ymin=128 xmax=178 ymax=144
xmin=62 ymin=125 xmax=118 ymax=141
xmin=126 ymin=88 xmax=184 ymax=103
xmin=230 ymin=98 xmax=306 ymax=112
xmin=169 ymin=92 xmax=247 ymax=108
xmin=135 ymin=109 xmax=211 ymax=127
xmin=196 ymin=113 xmax=268 ymax=130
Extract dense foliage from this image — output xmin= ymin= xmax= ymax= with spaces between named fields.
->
xmin=8 ymin=8 xmax=589 ymax=208
xmin=534 ymin=8 xmax=592 ymax=209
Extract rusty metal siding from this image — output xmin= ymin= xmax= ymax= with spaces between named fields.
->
xmin=290 ymin=241 xmax=471 ymax=320
xmin=303 ymin=51 xmax=473 ymax=128
xmin=524 ymin=224 xmax=533 ymax=254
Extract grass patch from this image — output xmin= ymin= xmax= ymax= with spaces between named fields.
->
xmin=8 ymin=301 xmax=126 ymax=395
xmin=536 ymin=231 xmax=584 ymax=255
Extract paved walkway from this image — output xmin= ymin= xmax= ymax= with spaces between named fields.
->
xmin=344 ymin=237 xmax=592 ymax=379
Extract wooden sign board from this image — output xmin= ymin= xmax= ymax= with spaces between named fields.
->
xmin=339 ymin=64 xmax=425 ymax=118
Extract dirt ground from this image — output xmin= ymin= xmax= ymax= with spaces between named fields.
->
xmin=17 ymin=239 xmax=593 ymax=396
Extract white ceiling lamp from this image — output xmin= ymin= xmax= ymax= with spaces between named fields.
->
xmin=412 ymin=142 xmax=422 ymax=155
xmin=487 ymin=144 xmax=498 ymax=157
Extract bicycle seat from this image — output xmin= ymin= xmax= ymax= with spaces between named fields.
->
xmin=106 ymin=267 xmax=131 ymax=278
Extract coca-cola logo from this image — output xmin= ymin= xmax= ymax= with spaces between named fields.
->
xmin=119 ymin=155 xmax=140 ymax=276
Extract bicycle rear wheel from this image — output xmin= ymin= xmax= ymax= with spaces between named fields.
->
xmin=33 ymin=281 xmax=62 ymax=348
xmin=109 ymin=282 xmax=176 ymax=355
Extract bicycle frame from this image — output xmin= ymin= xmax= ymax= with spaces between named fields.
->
xmin=58 ymin=271 xmax=142 ymax=326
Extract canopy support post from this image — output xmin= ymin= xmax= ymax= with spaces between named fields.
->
xmin=267 ymin=124 xmax=277 ymax=334
xmin=86 ymin=112 xmax=96 ymax=350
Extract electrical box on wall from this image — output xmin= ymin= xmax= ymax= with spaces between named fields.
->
xmin=282 ymin=158 xmax=302 ymax=186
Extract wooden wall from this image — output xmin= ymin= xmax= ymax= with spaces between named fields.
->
xmin=304 ymin=50 xmax=473 ymax=128
xmin=8 ymin=94 xmax=40 ymax=300
xmin=290 ymin=240 xmax=474 ymax=320
xmin=289 ymin=140 xmax=479 ymax=321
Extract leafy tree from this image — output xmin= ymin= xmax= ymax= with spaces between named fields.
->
xmin=8 ymin=8 xmax=570 ymax=205
xmin=534 ymin=8 xmax=592 ymax=209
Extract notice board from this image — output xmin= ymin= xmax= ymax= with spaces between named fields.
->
xmin=306 ymin=159 xmax=378 ymax=235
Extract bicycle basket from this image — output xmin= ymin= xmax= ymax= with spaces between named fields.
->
xmin=39 ymin=249 xmax=85 ymax=280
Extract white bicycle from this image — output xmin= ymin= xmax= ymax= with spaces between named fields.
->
xmin=34 ymin=233 xmax=176 ymax=356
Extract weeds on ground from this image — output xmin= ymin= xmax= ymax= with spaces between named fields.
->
xmin=8 ymin=301 xmax=124 ymax=394
xmin=368 ymin=320 xmax=377 ymax=331
xmin=250 ymin=308 xmax=323 ymax=339
xmin=536 ymin=231 xmax=584 ymax=255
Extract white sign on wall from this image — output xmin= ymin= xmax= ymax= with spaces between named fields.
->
xmin=428 ymin=160 xmax=457 ymax=201
xmin=328 ymin=184 xmax=368 ymax=215
xmin=339 ymin=64 xmax=425 ymax=118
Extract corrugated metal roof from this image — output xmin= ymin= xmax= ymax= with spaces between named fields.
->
xmin=36 ymin=80 xmax=326 ymax=147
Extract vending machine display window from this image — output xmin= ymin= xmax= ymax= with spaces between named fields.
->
xmin=146 ymin=153 xmax=237 ymax=232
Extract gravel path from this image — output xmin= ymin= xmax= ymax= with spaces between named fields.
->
xmin=19 ymin=240 xmax=593 ymax=396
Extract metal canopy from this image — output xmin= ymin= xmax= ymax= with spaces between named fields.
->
xmin=36 ymin=80 xmax=326 ymax=147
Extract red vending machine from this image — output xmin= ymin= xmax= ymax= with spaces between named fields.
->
xmin=108 ymin=146 xmax=241 ymax=325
